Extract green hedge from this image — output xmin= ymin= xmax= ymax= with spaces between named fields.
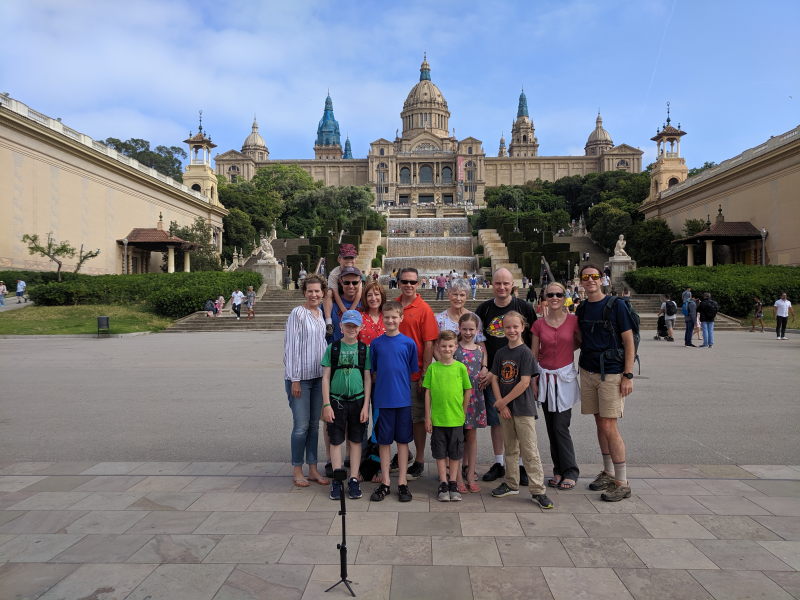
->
xmin=480 ymin=257 xmax=492 ymax=268
xmin=25 ymin=272 xmax=262 ymax=318
xmin=371 ymin=257 xmax=382 ymax=268
xmin=624 ymin=265 xmax=800 ymax=317
xmin=0 ymin=270 xmax=85 ymax=286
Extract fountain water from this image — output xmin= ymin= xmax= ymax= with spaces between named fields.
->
xmin=384 ymin=216 xmax=477 ymax=277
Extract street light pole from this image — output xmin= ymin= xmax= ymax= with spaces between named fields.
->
xmin=760 ymin=228 xmax=767 ymax=266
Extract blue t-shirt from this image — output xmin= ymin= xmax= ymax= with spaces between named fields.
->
xmin=370 ymin=333 xmax=418 ymax=409
xmin=329 ymin=298 xmax=362 ymax=343
xmin=578 ymin=296 xmax=633 ymax=374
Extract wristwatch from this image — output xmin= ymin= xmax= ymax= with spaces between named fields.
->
xmin=622 ymin=372 xmax=634 ymax=380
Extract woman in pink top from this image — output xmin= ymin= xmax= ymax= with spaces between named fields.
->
xmin=530 ymin=282 xmax=581 ymax=490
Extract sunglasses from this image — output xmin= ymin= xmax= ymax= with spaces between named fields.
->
xmin=580 ymin=273 xmax=602 ymax=281
xmin=341 ymin=280 xmax=360 ymax=286
xmin=546 ymin=292 xmax=565 ymax=298
xmin=399 ymin=279 xmax=418 ymax=285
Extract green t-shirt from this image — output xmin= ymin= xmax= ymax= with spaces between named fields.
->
xmin=321 ymin=342 xmax=371 ymax=403
xmin=422 ymin=361 xmax=472 ymax=427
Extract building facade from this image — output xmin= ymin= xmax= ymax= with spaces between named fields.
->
xmin=0 ymin=94 xmax=227 ymax=274
xmin=215 ymin=57 xmax=644 ymax=206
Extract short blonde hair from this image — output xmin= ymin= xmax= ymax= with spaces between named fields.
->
xmin=502 ymin=310 xmax=527 ymax=329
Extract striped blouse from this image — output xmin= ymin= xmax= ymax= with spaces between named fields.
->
xmin=284 ymin=305 xmax=327 ymax=382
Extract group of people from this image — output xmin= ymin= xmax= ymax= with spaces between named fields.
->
xmin=283 ymin=242 xmax=637 ymax=506
xmin=204 ymin=286 xmax=257 ymax=320
xmin=0 ymin=279 xmax=26 ymax=306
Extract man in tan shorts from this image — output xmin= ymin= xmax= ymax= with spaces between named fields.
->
xmin=575 ymin=265 xmax=635 ymax=502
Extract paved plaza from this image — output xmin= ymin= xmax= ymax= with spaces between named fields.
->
xmin=0 ymin=330 xmax=798 ymax=598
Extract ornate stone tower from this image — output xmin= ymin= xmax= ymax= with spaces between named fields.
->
xmin=343 ymin=136 xmax=353 ymax=159
xmin=400 ymin=54 xmax=450 ymax=139
xmin=584 ymin=113 xmax=614 ymax=156
xmin=498 ymin=133 xmax=507 ymax=157
xmin=646 ymin=104 xmax=688 ymax=202
xmin=241 ymin=117 xmax=269 ymax=162
xmin=182 ymin=111 xmax=220 ymax=205
xmin=508 ymin=89 xmax=539 ymax=157
xmin=314 ymin=93 xmax=343 ymax=160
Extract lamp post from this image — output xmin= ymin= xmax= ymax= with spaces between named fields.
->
xmin=122 ymin=238 xmax=128 ymax=275
xmin=760 ymin=228 xmax=767 ymax=266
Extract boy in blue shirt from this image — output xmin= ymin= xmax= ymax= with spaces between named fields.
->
xmin=369 ymin=300 xmax=418 ymax=502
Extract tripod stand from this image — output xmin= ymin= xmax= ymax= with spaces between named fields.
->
xmin=325 ymin=469 xmax=356 ymax=596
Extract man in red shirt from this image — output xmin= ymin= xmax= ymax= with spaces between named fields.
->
xmin=396 ymin=267 xmax=439 ymax=478
xmin=435 ymin=273 xmax=447 ymax=301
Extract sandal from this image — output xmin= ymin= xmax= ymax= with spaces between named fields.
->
xmin=457 ymin=481 xmax=468 ymax=494
xmin=467 ymin=482 xmax=481 ymax=493
xmin=293 ymin=478 xmax=311 ymax=488
xmin=547 ymin=476 xmax=562 ymax=488
xmin=307 ymin=475 xmax=329 ymax=486
xmin=558 ymin=479 xmax=576 ymax=490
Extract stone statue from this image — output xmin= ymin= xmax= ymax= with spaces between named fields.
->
xmin=573 ymin=264 xmax=579 ymax=279
xmin=614 ymin=234 xmax=629 ymax=257
xmin=256 ymin=226 xmax=277 ymax=262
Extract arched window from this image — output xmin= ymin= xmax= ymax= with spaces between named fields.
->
xmin=379 ymin=148 xmax=385 ymax=156
xmin=467 ymin=146 xmax=473 ymax=155
xmin=441 ymin=166 xmax=453 ymax=184
xmin=668 ymin=177 xmax=679 ymax=188
xmin=522 ymin=135 xmax=527 ymax=143
xmin=400 ymin=167 xmax=411 ymax=184
xmin=616 ymin=159 xmax=630 ymax=169
xmin=419 ymin=165 xmax=433 ymax=183
xmin=191 ymin=184 xmax=202 ymax=192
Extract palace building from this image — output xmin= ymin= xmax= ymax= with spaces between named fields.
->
xmin=214 ymin=56 xmax=644 ymax=207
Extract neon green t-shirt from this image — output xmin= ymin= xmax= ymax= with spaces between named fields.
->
xmin=422 ymin=361 xmax=471 ymax=427
xmin=321 ymin=342 xmax=371 ymax=402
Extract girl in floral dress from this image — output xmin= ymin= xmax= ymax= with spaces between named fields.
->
xmin=454 ymin=312 xmax=487 ymax=493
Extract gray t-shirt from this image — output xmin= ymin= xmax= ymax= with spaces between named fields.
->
xmin=490 ymin=343 xmax=538 ymax=417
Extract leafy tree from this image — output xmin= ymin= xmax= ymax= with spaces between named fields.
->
xmin=547 ymin=208 xmax=571 ymax=232
xmin=73 ymin=244 xmax=102 ymax=273
xmin=167 ymin=218 xmax=221 ymax=271
xmin=625 ymin=219 xmax=678 ymax=267
xmin=688 ymin=161 xmax=718 ymax=178
xmin=684 ymin=218 xmax=708 ymax=237
xmin=250 ymin=164 xmax=319 ymax=199
xmin=218 ymin=178 xmax=284 ymax=236
xmin=222 ymin=208 xmax=258 ymax=263
xmin=587 ymin=204 xmax=632 ymax=251
xmin=103 ymin=138 xmax=187 ymax=181
xmin=21 ymin=232 xmax=76 ymax=281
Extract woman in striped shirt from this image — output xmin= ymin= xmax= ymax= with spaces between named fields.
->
xmin=284 ymin=274 xmax=330 ymax=487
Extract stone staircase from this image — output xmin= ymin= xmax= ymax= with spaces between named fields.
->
xmin=477 ymin=229 xmax=523 ymax=285
xmin=560 ymin=233 xmax=610 ymax=267
xmin=355 ymin=230 xmax=381 ymax=274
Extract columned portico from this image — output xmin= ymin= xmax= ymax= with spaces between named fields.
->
xmin=183 ymin=252 xmax=191 ymax=273
xmin=687 ymin=244 xmax=695 ymax=266
xmin=704 ymin=240 xmax=714 ymax=266
xmin=167 ymin=246 xmax=176 ymax=273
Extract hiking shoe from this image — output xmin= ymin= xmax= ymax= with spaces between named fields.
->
xmin=588 ymin=471 xmax=615 ymax=491
xmin=601 ymin=483 xmax=632 ymax=502
xmin=325 ymin=323 xmax=334 ymax=336
xmin=324 ymin=462 xmax=334 ymax=479
xmin=448 ymin=480 xmax=462 ymax=502
xmin=329 ymin=479 xmax=343 ymax=501
xmin=519 ymin=465 xmax=529 ymax=486
xmin=532 ymin=493 xmax=554 ymax=509
xmin=437 ymin=482 xmax=450 ymax=502
xmin=398 ymin=484 xmax=413 ymax=502
xmin=348 ymin=477 xmax=362 ymax=500
xmin=491 ymin=482 xmax=519 ymax=497
xmin=390 ymin=452 xmax=413 ymax=473
xmin=482 ymin=462 xmax=506 ymax=482
xmin=406 ymin=461 xmax=424 ymax=480
xmin=370 ymin=483 xmax=390 ymax=502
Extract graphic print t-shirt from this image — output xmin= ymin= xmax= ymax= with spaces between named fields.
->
xmin=475 ymin=298 xmax=536 ymax=368
xmin=490 ymin=343 xmax=537 ymax=417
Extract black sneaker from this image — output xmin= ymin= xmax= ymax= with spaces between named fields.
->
xmin=491 ymin=482 xmax=519 ymax=497
xmin=398 ymin=484 xmax=413 ymax=502
xmin=482 ymin=462 xmax=506 ymax=482
xmin=532 ymin=493 xmax=554 ymax=509
xmin=324 ymin=462 xmax=334 ymax=479
xmin=329 ymin=479 xmax=342 ymax=501
xmin=348 ymin=477 xmax=362 ymax=500
xmin=406 ymin=461 xmax=424 ymax=480
xmin=448 ymin=480 xmax=462 ymax=502
xmin=519 ymin=465 xmax=529 ymax=486
xmin=437 ymin=482 xmax=450 ymax=502
xmin=390 ymin=452 xmax=413 ymax=473
xmin=370 ymin=483 xmax=390 ymax=502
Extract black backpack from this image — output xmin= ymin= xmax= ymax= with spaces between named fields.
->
xmin=702 ymin=299 xmax=719 ymax=320
xmin=665 ymin=300 xmax=677 ymax=316
xmin=577 ymin=296 xmax=640 ymax=378
xmin=330 ymin=340 xmax=368 ymax=395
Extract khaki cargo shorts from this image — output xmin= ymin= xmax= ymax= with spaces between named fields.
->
xmin=580 ymin=369 xmax=624 ymax=418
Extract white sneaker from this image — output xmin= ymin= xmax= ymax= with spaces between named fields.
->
xmin=782 ymin=336 xmax=788 ymax=340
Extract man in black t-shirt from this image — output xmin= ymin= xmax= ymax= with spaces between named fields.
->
xmin=577 ymin=264 xmax=634 ymax=502
xmin=474 ymin=268 xmax=536 ymax=482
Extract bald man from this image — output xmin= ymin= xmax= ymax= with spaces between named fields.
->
xmin=474 ymin=268 xmax=537 ymax=483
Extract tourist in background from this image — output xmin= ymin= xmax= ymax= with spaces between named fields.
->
xmin=469 ymin=273 xmax=478 ymax=300
xmin=283 ymin=274 xmax=329 ymax=487
xmin=658 ymin=294 xmax=677 ymax=341
xmin=435 ymin=273 xmax=447 ymax=300
xmin=0 ymin=280 xmax=6 ymax=306
xmin=750 ymin=296 xmax=765 ymax=333
xmin=774 ymin=292 xmax=795 ymax=339
xmin=245 ymin=286 xmax=256 ymax=320
xmin=531 ymin=282 xmax=581 ymax=490
xmin=683 ymin=295 xmax=698 ymax=347
xmin=698 ymin=292 xmax=719 ymax=348
xmin=230 ymin=287 xmax=244 ymax=320
xmin=215 ymin=294 xmax=225 ymax=317
xmin=15 ymin=279 xmax=27 ymax=303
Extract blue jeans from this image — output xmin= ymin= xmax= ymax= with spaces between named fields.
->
xmin=0 ymin=294 xmax=5 ymax=306
xmin=470 ymin=286 xmax=477 ymax=300
xmin=285 ymin=378 xmax=323 ymax=466
xmin=684 ymin=321 xmax=694 ymax=345
xmin=436 ymin=287 xmax=445 ymax=300
xmin=700 ymin=321 xmax=714 ymax=347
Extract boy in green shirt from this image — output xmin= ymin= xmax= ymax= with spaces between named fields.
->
xmin=424 ymin=330 xmax=472 ymax=502
xmin=322 ymin=310 xmax=371 ymax=501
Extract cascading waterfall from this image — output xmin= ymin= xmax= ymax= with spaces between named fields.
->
xmin=384 ymin=216 xmax=477 ymax=277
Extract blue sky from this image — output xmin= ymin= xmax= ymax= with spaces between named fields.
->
xmin=2 ymin=0 xmax=798 ymax=170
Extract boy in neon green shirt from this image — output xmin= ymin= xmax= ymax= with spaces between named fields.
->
xmin=423 ymin=330 xmax=472 ymax=502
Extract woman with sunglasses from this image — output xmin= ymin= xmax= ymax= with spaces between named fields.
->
xmin=530 ymin=282 xmax=581 ymax=490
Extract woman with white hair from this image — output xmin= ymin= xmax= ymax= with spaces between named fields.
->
xmin=435 ymin=279 xmax=485 ymax=342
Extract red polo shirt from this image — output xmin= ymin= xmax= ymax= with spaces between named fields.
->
xmin=396 ymin=293 xmax=439 ymax=381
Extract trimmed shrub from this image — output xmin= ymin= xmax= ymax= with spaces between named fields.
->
xmin=311 ymin=236 xmax=332 ymax=254
xmin=298 ymin=244 xmax=321 ymax=265
xmin=474 ymin=244 xmax=484 ymax=255
xmin=286 ymin=254 xmax=311 ymax=280
xmin=625 ymin=265 xmax=800 ymax=317
xmin=480 ymin=257 xmax=492 ymax=268
xmin=376 ymin=245 xmax=386 ymax=256
xmin=522 ymin=252 xmax=542 ymax=281
xmin=371 ymin=257 xmax=382 ymax=268
xmin=341 ymin=234 xmax=360 ymax=248
xmin=0 ymin=270 xmax=85 ymax=286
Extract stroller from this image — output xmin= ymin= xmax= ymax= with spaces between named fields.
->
xmin=653 ymin=314 xmax=673 ymax=341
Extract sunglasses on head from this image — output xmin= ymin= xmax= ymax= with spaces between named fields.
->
xmin=546 ymin=292 xmax=565 ymax=298
xmin=341 ymin=280 xmax=360 ymax=286
xmin=580 ymin=273 xmax=602 ymax=281
xmin=399 ymin=279 xmax=418 ymax=285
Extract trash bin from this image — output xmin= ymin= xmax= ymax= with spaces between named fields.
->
xmin=97 ymin=316 xmax=110 ymax=338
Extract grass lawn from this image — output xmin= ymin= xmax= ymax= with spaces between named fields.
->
xmin=0 ymin=304 xmax=174 ymax=335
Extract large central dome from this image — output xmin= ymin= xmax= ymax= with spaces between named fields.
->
xmin=400 ymin=55 xmax=451 ymax=139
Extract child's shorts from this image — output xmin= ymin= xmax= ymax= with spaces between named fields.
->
xmin=431 ymin=425 xmax=464 ymax=460
xmin=327 ymin=400 xmax=365 ymax=445
xmin=375 ymin=406 xmax=413 ymax=446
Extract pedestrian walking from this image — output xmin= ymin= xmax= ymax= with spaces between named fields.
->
xmin=774 ymin=292 xmax=795 ymax=339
